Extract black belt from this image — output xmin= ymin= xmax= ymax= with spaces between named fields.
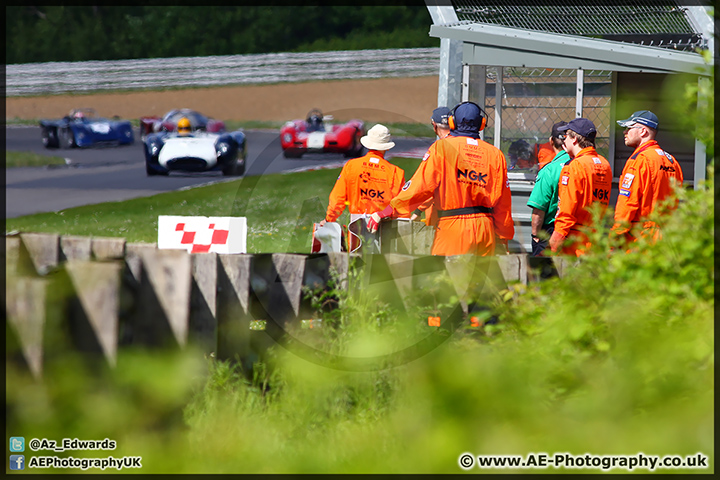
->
xmin=436 ymin=205 xmax=493 ymax=218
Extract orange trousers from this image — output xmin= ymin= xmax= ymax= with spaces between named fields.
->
xmin=431 ymin=214 xmax=496 ymax=256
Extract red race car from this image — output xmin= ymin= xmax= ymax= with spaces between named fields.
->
xmin=280 ymin=109 xmax=365 ymax=158
xmin=140 ymin=108 xmax=226 ymax=141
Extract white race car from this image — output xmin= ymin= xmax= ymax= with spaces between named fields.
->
xmin=144 ymin=130 xmax=246 ymax=176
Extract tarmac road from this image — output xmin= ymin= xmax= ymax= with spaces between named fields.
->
xmin=5 ymin=126 xmax=435 ymax=219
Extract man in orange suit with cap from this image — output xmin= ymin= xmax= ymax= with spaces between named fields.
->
xmin=368 ymin=101 xmax=514 ymax=256
xmin=549 ymin=118 xmax=612 ymax=256
xmin=610 ymin=110 xmax=684 ymax=245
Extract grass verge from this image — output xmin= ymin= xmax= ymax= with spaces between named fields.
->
xmin=5 ymin=151 xmax=68 ymax=168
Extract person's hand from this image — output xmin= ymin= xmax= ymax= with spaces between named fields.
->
xmin=549 ymin=231 xmax=564 ymax=253
xmin=410 ymin=213 xmax=419 ymax=222
xmin=367 ymin=204 xmax=394 ymax=233
xmin=317 ymin=219 xmax=327 ymax=229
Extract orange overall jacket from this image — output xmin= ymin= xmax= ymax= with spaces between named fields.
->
xmin=552 ymin=146 xmax=612 ymax=256
xmin=415 ymin=197 xmax=437 ymax=226
xmin=389 ymin=135 xmax=514 ymax=256
xmin=611 ymin=140 xmax=684 ymax=244
xmin=534 ymin=141 xmax=556 ymax=169
xmin=325 ymin=152 xmax=405 ymax=222
xmin=409 ymin=139 xmax=443 ymax=226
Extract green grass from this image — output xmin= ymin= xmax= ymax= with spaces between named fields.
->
xmin=224 ymin=119 xmax=285 ymax=131
xmin=384 ymin=122 xmax=435 ymax=138
xmin=6 ymin=175 xmax=714 ymax=473
xmin=5 ymin=150 xmax=68 ymax=168
xmin=5 ymin=117 xmax=39 ymax=126
xmin=5 ymin=157 xmax=424 ymax=252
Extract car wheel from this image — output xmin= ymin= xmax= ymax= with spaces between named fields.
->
xmin=41 ymin=127 xmax=58 ymax=149
xmin=283 ymin=149 xmax=303 ymax=159
xmin=345 ymin=144 xmax=364 ymax=158
xmin=146 ymin=164 xmax=168 ymax=176
xmin=222 ymin=160 xmax=244 ymax=176
xmin=59 ymin=127 xmax=76 ymax=149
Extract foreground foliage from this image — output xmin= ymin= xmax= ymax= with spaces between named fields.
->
xmin=7 ymin=6 xmax=436 ymax=64
xmin=6 ymin=172 xmax=713 ymax=473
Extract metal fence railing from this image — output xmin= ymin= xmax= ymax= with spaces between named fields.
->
xmin=5 ymin=48 xmax=441 ymax=97
xmin=481 ymin=67 xmax=612 ymax=161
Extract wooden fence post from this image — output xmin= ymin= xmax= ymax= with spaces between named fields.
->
xmin=6 ymin=275 xmax=47 ymax=378
xmin=216 ymin=254 xmax=252 ymax=361
xmin=130 ymin=249 xmax=192 ymax=348
xmin=189 ymin=252 xmax=217 ymax=352
xmin=60 ymin=235 xmax=92 ymax=262
xmin=91 ymin=236 xmax=126 ymax=260
xmin=64 ymin=260 xmax=124 ymax=366
xmin=20 ymin=232 xmax=59 ymax=275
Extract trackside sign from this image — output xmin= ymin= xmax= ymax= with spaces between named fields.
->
xmin=158 ymin=216 xmax=247 ymax=254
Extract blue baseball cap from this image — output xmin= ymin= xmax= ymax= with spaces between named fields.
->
xmin=558 ymin=117 xmax=597 ymax=139
xmin=551 ymin=121 xmax=569 ymax=138
xmin=449 ymin=102 xmax=485 ymax=139
xmin=617 ymin=110 xmax=659 ymax=130
xmin=431 ymin=107 xmax=450 ymax=126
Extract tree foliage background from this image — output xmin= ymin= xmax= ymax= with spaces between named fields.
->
xmin=6 ymin=6 xmax=437 ymax=64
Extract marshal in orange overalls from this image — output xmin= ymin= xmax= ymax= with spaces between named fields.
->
xmin=325 ymin=152 xmax=405 ymax=222
xmin=389 ymin=135 xmax=514 ymax=256
xmin=611 ymin=140 xmax=684 ymax=244
xmin=552 ymin=146 xmax=613 ymax=256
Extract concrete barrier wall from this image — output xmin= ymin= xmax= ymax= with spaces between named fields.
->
xmin=6 ymin=48 xmax=440 ymax=96
xmin=5 ymin=232 xmax=572 ymax=377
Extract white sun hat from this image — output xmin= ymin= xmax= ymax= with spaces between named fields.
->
xmin=360 ymin=124 xmax=395 ymax=151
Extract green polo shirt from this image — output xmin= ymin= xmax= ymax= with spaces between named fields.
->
xmin=526 ymin=149 xmax=570 ymax=228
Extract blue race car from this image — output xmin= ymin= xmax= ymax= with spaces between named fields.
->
xmin=39 ymin=108 xmax=134 ymax=149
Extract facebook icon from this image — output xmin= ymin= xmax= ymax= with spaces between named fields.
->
xmin=10 ymin=455 xmax=25 ymax=470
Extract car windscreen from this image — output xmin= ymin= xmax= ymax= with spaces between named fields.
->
xmin=164 ymin=110 xmax=208 ymax=126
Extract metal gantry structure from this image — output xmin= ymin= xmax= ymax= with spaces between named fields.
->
xmin=425 ymin=1 xmax=713 ymax=189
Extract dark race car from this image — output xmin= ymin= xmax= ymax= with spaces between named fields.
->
xmin=144 ymin=120 xmax=246 ymax=177
xmin=280 ymin=108 xmax=365 ymax=158
xmin=140 ymin=108 xmax=226 ymax=141
xmin=39 ymin=108 xmax=134 ymax=149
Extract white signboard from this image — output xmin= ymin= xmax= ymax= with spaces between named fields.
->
xmin=158 ymin=216 xmax=247 ymax=254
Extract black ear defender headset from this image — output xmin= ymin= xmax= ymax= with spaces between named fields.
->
xmin=447 ymin=101 xmax=488 ymax=132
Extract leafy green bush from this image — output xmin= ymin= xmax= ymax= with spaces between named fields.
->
xmin=179 ymin=175 xmax=714 ymax=473
xmin=145 ymin=172 xmax=720 ymax=474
